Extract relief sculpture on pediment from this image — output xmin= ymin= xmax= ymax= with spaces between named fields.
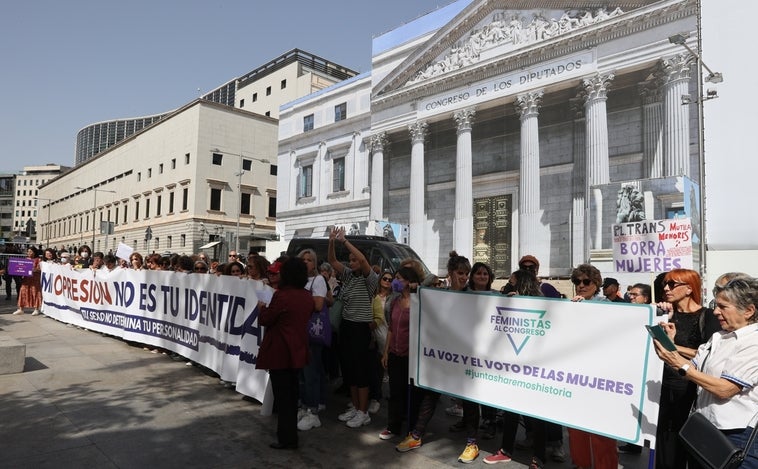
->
xmin=408 ymin=7 xmax=623 ymax=85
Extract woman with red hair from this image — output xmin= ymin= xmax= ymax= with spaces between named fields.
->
xmin=654 ymin=268 xmax=721 ymax=469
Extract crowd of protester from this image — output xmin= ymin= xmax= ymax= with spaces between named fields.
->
xmin=6 ymin=237 xmax=757 ymax=468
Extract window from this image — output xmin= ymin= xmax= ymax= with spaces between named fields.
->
xmin=137 ymin=172 xmax=141 ymax=181
xmin=335 ymin=102 xmax=347 ymax=122
xmin=167 ymin=235 xmax=172 ymax=248
xmin=242 ymin=159 xmax=252 ymax=171
xmin=171 ymin=158 xmax=176 ymax=169
xmin=182 ymin=188 xmax=188 ymax=211
xmin=210 ymin=188 xmax=222 ymax=211
xmin=303 ymin=114 xmax=314 ymax=132
xmin=168 ymin=192 xmax=174 ymax=213
xmin=159 ymin=164 xmax=163 ymax=174
xmin=298 ymin=165 xmax=313 ymax=198
xmin=123 ymin=205 xmax=128 ymax=224
xmin=266 ymin=86 xmax=271 ymax=96
xmin=145 ymin=198 xmax=150 ymax=218
xmin=239 ymin=98 xmax=245 ymax=108
xmin=181 ymin=234 xmax=186 ymax=247
xmin=252 ymin=92 xmax=257 ymax=102
xmin=134 ymin=201 xmax=140 ymax=221
xmin=333 ymin=157 xmax=346 ymax=192
xmin=185 ymin=153 xmax=190 ymax=164
xmin=212 ymin=153 xmax=223 ymax=165
xmin=268 ymin=197 xmax=277 ymax=218
xmin=270 ymin=165 xmax=278 ymax=176
xmin=281 ymin=79 xmax=287 ymax=89
xmin=265 ymin=111 xmax=270 ymax=117
xmin=240 ymin=193 xmax=251 ymax=215
xmin=115 ymin=207 xmax=119 ymax=225
xmin=156 ymin=195 xmax=162 ymax=216
xmin=148 ymin=168 xmax=152 ymax=178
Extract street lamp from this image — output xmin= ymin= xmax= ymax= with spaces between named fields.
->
xmin=210 ymin=148 xmax=270 ymax=253
xmin=75 ymin=186 xmax=116 ymax=248
xmin=33 ymin=197 xmax=52 ymax=248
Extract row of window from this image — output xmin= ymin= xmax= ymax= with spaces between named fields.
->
xmin=303 ymin=102 xmax=347 ymax=132
xmin=136 ymin=154 xmax=189 ymax=182
xmin=240 ymin=79 xmax=287 ymax=109
xmin=297 ymin=157 xmax=345 ymax=199
xmin=208 ymin=187 xmax=277 ymax=217
xmin=16 ymin=189 xmax=39 ymax=197
xmin=17 ymin=178 xmax=47 ymax=186
xmin=210 ymin=153 xmax=278 ymax=175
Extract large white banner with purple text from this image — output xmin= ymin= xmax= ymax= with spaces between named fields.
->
xmin=410 ymin=288 xmax=664 ymax=446
xmin=40 ymin=263 xmax=272 ymax=404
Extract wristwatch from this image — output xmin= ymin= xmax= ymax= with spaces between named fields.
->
xmin=677 ymin=364 xmax=691 ymax=376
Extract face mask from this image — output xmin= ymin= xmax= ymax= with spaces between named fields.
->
xmin=60 ymin=257 xmax=70 ymax=264
xmin=80 ymin=252 xmax=89 ymax=259
xmin=391 ymin=279 xmax=404 ymax=293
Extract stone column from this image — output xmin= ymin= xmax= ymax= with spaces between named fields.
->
xmin=408 ymin=121 xmax=428 ymax=256
xmin=583 ymin=73 xmax=614 ymax=250
xmin=662 ymin=54 xmax=694 ymax=177
xmin=570 ymin=97 xmax=587 ymax=266
xmin=641 ymin=73 xmax=664 ymax=178
xmin=453 ymin=108 xmax=475 ymax=261
xmin=515 ymin=91 xmax=544 ymax=262
xmin=369 ymin=133 xmax=388 ymax=221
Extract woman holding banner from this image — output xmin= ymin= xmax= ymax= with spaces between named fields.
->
xmin=256 ymin=257 xmax=313 ymax=450
xmin=565 ymin=263 xmax=618 ymax=469
xmin=13 ymin=246 xmax=42 ymax=316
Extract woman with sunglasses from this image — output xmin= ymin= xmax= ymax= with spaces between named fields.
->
xmin=654 ymin=275 xmax=758 ymax=468
xmin=653 ymin=269 xmax=721 ymax=469
xmin=566 ymin=263 xmax=618 ymax=469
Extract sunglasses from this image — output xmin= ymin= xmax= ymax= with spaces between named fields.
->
xmin=664 ymin=280 xmax=687 ymax=290
xmin=572 ymin=278 xmax=592 ymax=286
xmin=381 ymin=277 xmax=393 ymax=282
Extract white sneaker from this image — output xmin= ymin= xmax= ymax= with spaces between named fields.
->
xmin=368 ymin=399 xmax=381 ymax=414
xmin=31 ymin=309 xmax=40 ymax=316
xmin=346 ymin=410 xmax=371 ymax=428
xmin=297 ymin=407 xmax=309 ymax=421
xmin=297 ymin=411 xmax=321 ymax=431
xmin=12 ymin=309 xmax=23 ymax=315
xmin=338 ymin=407 xmax=357 ymax=422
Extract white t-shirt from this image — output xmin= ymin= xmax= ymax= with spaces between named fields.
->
xmin=306 ymin=274 xmax=327 ymax=300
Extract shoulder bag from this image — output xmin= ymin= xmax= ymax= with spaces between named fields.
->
xmin=679 ymin=411 xmax=758 ymax=469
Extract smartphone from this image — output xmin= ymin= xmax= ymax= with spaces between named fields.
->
xmin=645 ymin=324 xmax=678 ymax=352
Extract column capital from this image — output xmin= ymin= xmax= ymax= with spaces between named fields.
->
xmin=662 ymin=53 xmax=695 ymax=84
xmin=582 ymin=72 xmax=615 ymax=103
xmin=369 ymin=132 xmax=388 ymax=153
xmin=408 ymin=121 xmax=428 ymax=144
xmin=453 ymin=108 xmax=476 ymax=134
xmin=515 ymin=91 xmax=543 ymax=120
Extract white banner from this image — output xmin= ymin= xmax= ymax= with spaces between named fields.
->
xmin=612 ymin=218 xmax=693 ymax=272
xmin=411 ymin=288 xmax=663 ymax=445
xmin=40 ymin=263 xmax=272 ymax=404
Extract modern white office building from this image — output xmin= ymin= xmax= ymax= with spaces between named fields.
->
xmin=277 ymin=0 xmax=707 ymax=282
xmin=13 ymin=164 xmax=68 ymax=244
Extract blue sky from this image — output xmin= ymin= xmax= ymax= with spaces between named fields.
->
xmin=0 ymin=0 xmax=450 ymax=173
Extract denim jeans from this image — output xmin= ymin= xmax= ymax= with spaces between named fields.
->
xmin=301 ymin=343 xmax=327 ymax=411
xmin=726 ymin=426 xmax=758 ymax=469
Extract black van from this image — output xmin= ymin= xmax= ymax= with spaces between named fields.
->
xmin=285 ymin=235 xmax=430 ymax=275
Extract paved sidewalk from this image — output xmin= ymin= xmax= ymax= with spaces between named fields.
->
xmin=0 ymin=304 xmax=652 ymax=468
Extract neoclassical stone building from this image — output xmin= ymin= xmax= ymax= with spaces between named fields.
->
xmin=279 ymin=0 xmax=703 ymax=278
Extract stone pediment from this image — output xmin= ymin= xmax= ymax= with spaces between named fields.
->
xmin=373 ymin=0 xmax=660 ymax=98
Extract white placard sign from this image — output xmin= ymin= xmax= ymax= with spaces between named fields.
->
xmin=410 ymin=288 xmax=663 ymax=445
xmin=612 ymin=218 xmax=693 ymax=272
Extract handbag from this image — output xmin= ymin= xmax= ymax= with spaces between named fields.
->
xmin=307 ymin=303 xmax=332 ymax=346
xmin=679 ymin=411 xmax=758 ymax=469
xmin=307 ymin=280 xmax=332 ymax=346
